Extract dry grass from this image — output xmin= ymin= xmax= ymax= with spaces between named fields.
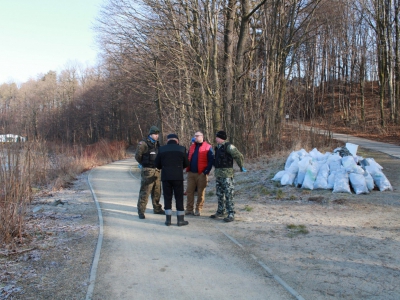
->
xmin=0 ymin=139 xmax=128 ymax=244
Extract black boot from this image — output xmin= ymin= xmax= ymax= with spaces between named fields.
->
xmin=165 ymin=209 xmax=172 ymax=226
xmin=177 ymin=211 xmax=188 ymax=226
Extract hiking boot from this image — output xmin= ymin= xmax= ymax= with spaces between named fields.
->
xmin=194 ymin=209 xmax=201 ymax=216
xmin=177 ymin=211 xmax=188 ymax=226
xmin=165 ymin=209 xmax=172 ymax=226
xmin=210 ymin=212 xmax=224 ymax=219
xmin=138 ymin=213 xmax=145 ymax=219
xmin=154 ymin=209 xmax=165 ymax=215
xmin=185 ymin=210 xmax=194 ymax=215
xmin=223 ymin=213 xmax=235 ymax=222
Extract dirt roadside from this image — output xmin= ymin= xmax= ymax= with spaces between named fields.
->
xmin=202 ymin=146 xmax=400 ymax=299
xmin=1 ymin=146 xmax=399 ymax=299
xmin=0 ymin=173 xmax=98 ymax=300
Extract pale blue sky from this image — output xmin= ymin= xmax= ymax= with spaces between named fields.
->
xmin=0 ymin=0 xmax=104 ymax=84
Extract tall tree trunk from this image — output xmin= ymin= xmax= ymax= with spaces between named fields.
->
xmin=222 ymin=0 xmax=236 ymax=130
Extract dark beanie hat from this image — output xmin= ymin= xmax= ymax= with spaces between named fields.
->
xmin=149 ymin=126 xmax=160 ymax=135
xmin=216 ymin=130 xmax=227 ymax=140
xmin=167 ymin=133 xmax=179 ymax=140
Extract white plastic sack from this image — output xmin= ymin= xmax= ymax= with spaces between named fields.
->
xmin=272 ymin=170 xmax=286 ymax=181
xmin=296 ymin=156 xmax=312 ymax=187
xmin=309 ymin=148 xmax=324 ymax=161
xmin=333 ymin=167 xmax=351 ymax=194
xmin=297 ymin=149 xmax=309 ymax=160
xmin=342 ymin=156 xmax=364 ymax=174
xmin=314 ymin=163 xmax=330 ymax=189
xmin=301 ymin=160 xmax=319 ymax=190
xmin=366 ymin=158 xmax=383 ymax=170
xmin=281 ymin=158 xmax=299 ymax=186
xmin=327 ymin=154 xmax=342 ymax=172
xmin=321 ymin=152 xmax=332 ymax=161
xmin=349 ymin=173 xmax=369 ymax=195
xmin=363 ymin=170 xmax=375 ymax=191
xmin=284 ymin=151 xmax=299 ymax=170
xmin=366 ymin=165 xmax=393 ymax=191
xmin=327 ymin=171 xmax=336 ymax=189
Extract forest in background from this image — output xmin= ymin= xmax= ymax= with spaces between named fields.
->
xmin=1 ymin=0 xmax=400 ymax=156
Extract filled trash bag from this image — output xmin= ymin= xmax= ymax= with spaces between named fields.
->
xmin=327 ymin=154 xmax=342 ymax=173
xmin=333 ymin=167 xmax=351 ymax=193
xmin=366 ymin=165 xmax=393 ymax=191
xmin=363 ymin=170 xmax=375 ymax=191
xmin=349 ymin=172 xmax=369 ymax=194
xmin=284 ymin=151 xmax=299 ymax=170
xmin=342 ymin=156 xmax=364 ymax=174
xmin=296 ymin=156 xmax=312 ymax=187
xmin=314 ymin=163 xmax=330 ymax=189
xmin=272 ymin=170 xmax=286 ymax=181
xmin=281 ymin=158 xmax=299 ymax=186
xmin=301 ymin=160 xmax=319 ymax=190
xmin=327 ymin=171 xmax=336 ymax=189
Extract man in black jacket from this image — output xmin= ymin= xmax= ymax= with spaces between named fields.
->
xmin=155 ymin=133 xmax=190 ymax=226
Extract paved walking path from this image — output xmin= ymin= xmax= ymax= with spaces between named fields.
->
xmin=86 ymin=158 xmax=293 ymax=300
xmin=295 ymin=123 xmax=400 ymax=158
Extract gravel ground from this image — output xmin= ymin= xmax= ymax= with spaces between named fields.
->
xmin=1 ymin=146 xmax=399 ymax=299
xmin=202 ymin=147 xmax=400 ymax=300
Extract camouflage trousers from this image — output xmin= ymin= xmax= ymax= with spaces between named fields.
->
xmin=137 ymin=168 xmax=162 ymax=214
xmin=215 ymin=177 xmax=235 ymax=215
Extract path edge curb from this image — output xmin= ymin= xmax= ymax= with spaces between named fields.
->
xmin=85 ymin=168 xmax=104 ymax=300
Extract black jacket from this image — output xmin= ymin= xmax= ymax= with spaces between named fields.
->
xmin=155 ymin=140 xmax=189 ymax=181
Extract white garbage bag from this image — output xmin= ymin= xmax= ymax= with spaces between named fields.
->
xmin=309 ymin=148 xmax=324 ymax=161
xmin=297 ymin=149 xmax=309 ymax=160
xmin=366 ymin=158 xmax=383 ymax=170
xmin=272 ymin=170 xmax=286 ymax=181
xmin=301 ymin=160 xmax=319 ymax=190
xmin=363 ymin=170 xmax=375 ymax=191
xmin=314 ymin=163 xmax=330 ymax=189
xmin=284 ymin=151 xmax=299 ymax=170
xmin=281 ymin=158 xmax=299 ymax=186
xmin=365 ymin=165 xmax=393 ymax=191
xmin=349 ymin=172 xmax=369 ymax=194
xmin=296 ymin=156 xmax=312 ymax=187
xmin=327 ymin=171 xmax=336 ymax=189
xmin=333 ymin=167 xmax=351 ymax=194
xmin=327 ymin=154 xmax=342 ymax=172
xmin=342 ymin=156 xmax=364 ymax=174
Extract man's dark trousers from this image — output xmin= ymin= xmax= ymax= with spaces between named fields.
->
xmin=162 ymin=180 xmax=184 ymax=211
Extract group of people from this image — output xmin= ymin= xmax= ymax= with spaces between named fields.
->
xmin=134 ymin=126 xmax=246 ymax=227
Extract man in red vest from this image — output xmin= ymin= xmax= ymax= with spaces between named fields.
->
xmin=185 ymin=131 xmax=214 ymax=216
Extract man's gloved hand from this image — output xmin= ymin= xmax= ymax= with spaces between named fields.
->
xmin=138 ymin=164 xmax=142 ymax=169
xmin=241 ymin=167 xmax=247 ymax=172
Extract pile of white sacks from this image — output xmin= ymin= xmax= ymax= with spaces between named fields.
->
xmin=272 ymin=143 xmax=392 ymax=194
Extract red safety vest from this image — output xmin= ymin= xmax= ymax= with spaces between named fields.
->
xmin=187 ymin=142 xmax=211 ymax=173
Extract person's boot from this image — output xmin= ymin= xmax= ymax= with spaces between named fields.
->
xmin=177 ymin=211 xmax=188 ymax=226
xmin=154 ymin=208 xmax=165 ymax=215
xmin=210 ymin=211 xmax=225 ymax=218
xmin=165 ymin=209 xmax=172 ymax=226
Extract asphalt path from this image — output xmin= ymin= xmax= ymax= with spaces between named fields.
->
xmin=86 ymin=158 xmax=295 ymax=300
xmin=295 ymin=123 xmax=400 ymax=159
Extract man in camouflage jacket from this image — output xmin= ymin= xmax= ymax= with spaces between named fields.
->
xmin=210 ymin=130 xmax=246 ymax=222
xmin=135 ymin=126 xmax=164 ymax=219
